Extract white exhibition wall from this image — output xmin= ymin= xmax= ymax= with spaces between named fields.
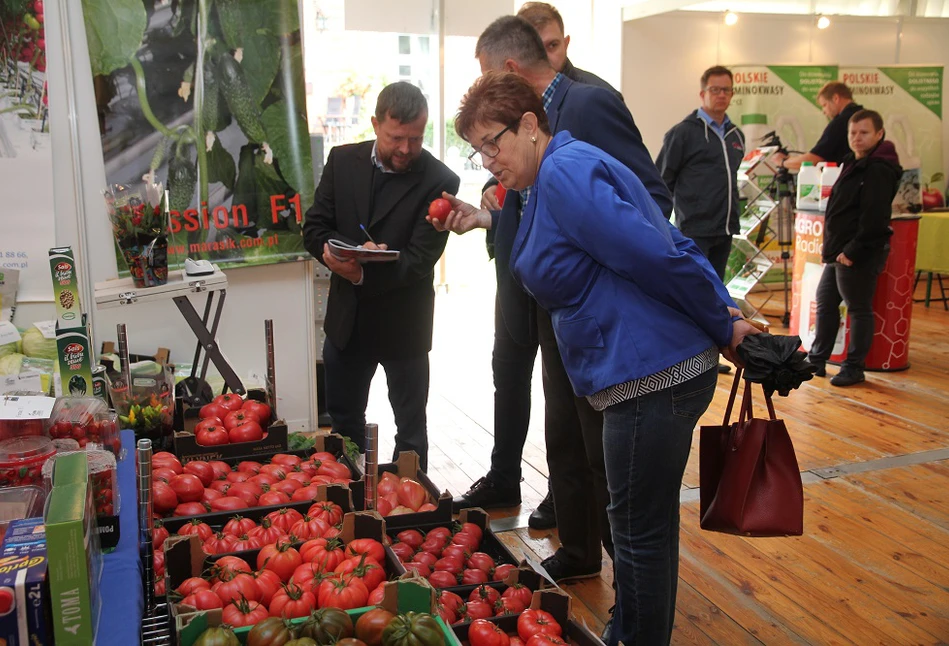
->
xmin=623 ymin=11 xmax=949 ymax=174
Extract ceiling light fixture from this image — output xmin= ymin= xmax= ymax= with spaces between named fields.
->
xmin=724 ymin=10 xmax=739 ymax=25
xmin=817 ymin=15 xmax=831 ymax=29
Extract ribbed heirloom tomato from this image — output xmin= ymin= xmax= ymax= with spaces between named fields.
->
xmin=257 ymin=542 xmax=303 ymax=582
xmin=268 ymin=582 xmax=316 ymax=619
xmin=301 ymin=537 xmax=347 ymax=571
xmin=221 ymin=598 xmax=268 ymax=627
xmin=469 ymin=619 xmax=511 ymax=646
xmin=317 ymin=576 xmax=368 ymax=610
xmin=517 ymin=610 xmax=562 ymax=642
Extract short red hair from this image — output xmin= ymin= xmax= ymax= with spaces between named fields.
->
xmin=455 ymin=71 xmax=551 ymax=142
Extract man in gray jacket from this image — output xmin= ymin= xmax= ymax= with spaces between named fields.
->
xmin=656 ymin=65 xmax=745 ymax=279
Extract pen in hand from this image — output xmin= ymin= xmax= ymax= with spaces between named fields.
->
xmin=359 ymin=224 xmax=377 ymax=246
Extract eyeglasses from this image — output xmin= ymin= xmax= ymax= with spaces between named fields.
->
xmin=467 ymin=124 xmax=515 ymax=168
xmin=705 ymin=86 xmax=734 ymax=96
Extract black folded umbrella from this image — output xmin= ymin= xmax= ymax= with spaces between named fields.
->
xmin=736 ymin=332 xmax=818 ymax=397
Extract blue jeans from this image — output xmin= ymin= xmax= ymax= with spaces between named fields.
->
xmin=603 ymin=366 xmax=718 ymax=646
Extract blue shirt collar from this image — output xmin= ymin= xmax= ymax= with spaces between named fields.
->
xmin=697 ymin=108 xmax=732 ymax=138
xmin=370 ymin=140 xmax=397 ymax=173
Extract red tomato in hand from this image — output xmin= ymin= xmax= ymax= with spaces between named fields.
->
xmin=428 ymin=198 xmax=451 ymax=222
xmin=495 ymin=184 xmax=507 ymax=207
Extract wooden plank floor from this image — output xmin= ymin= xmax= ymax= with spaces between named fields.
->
xmin=365 ymin=277 xmax=949 ymax=644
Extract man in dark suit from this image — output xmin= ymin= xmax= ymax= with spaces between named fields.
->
xmin=303 ymin=82 xmax=460 ymax=472
xmin=440 ymin=16 xmax=672 ymax=584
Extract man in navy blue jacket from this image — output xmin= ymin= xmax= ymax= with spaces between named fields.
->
xmin=443 ymin=15 xmax=672 ymax=585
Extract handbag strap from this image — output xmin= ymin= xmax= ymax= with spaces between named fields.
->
xmin=737 ymin=379 xmax=778 ymax=424
xmin=721 ymin=367 xmax=743 ymax=425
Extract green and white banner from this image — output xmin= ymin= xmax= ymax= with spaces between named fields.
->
xmin=730 ymin=65 xmax=838 ymax=153
xmin=840 ymin=66 xmax=943 ymax=180
xmin=81 ymin=0 xmax=314 ymax=273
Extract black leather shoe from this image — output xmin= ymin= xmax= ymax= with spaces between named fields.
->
xmin=831 ymin=369 xmax=865 ymax=387
xmin=717 ymin=363 xmax=732 ymax=374
xmin=528 ymin=491 xmax=557 ymax=530
xmin=451 ymin=476 xmax=521 ymax=513
xmin=813 ymin=362 xmax=826 ymax=377
xmin=600 ymin=614 xmax=613 ymax=644
xmin=540 ymin=552 xmax=600 ymax=583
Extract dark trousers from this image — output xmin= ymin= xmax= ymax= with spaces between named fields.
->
xmin=322 ymin=336 xmax=431 ymax=470
xmin=487 ymin=296 xmax=538 ymax=488
xmin=536 ymin=309 xmax=614 ymax=567
xmin=603 ymin=367 xmax=717 ymax=646
xmin=690 ymin=235 xmax=733 ymax=280
xmin=808 ymin=249 xmax=888 ymax=372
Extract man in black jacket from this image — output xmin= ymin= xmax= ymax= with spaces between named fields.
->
xmin=656 ymin=65 xmax=745 ymax=280
xmin=303 ymin=83 xmax=459 ymax=471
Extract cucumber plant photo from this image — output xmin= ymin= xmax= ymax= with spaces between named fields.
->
xmin=81 ymin=0 xmax=314 ymax=270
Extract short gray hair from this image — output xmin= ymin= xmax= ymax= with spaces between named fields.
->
xmin=375 ymin=82 xmax=428 ymax=123
xmin=475 ymin=16 xmax=549 ymax=71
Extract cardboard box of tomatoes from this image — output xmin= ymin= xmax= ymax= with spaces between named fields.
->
xmin=175 ymin=577 xmax=462 ymax=646
xmin=452 ymin=588 xmax=604 ymax=646
xmin=351 ymin=450 xmax=452 ymax=524
xmin=165 ymin=511 xmax=429 ymax=646
xmin=173 ymin=388 xmax=289 ymax=462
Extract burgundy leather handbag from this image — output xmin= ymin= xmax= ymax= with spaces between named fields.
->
xmin=699 ymin=369 xmax=804 ymax=536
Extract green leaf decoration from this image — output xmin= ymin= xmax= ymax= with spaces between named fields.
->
xmin=207 ymin=136 xmax=236 ymax=191
xmin=278 ymin=41 xmax=306 ymax=119
xmin=241 ymin=33 xmax=280 ymax=105
xmin=260 ymin=101 xmax=314 ymax=214
xmin=80 ymin=0 xmax=147 ymax=76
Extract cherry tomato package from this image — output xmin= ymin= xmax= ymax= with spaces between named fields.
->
xmin=42 ymin=449 xmax=119 ymax=519
xmin=0 ymin=485 xmax=46 ymax=545
xmin=0 ymin=436 xmax=56 ymax=488
xmin=46 ymin=397 xmax=120 ymax=455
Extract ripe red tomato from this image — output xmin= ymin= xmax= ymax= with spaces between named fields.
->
xmin=223 ymin=515 xmax=257 ymax=537
xmin=175 ymin=577 xmax=210 ymax=596
xmin=451 ymin=531 xmax=480 ymax=552
xmin=496 ymin=596 xmax=527 ymax=615
xmin=257 ymin=542 xmax=303 ymax=582
xmin=462 ymin=568 xmax=489 ymax=584
xmin=174 ymin=502 xmax=210 ymax=517
xmin=183 ymin=461 xmax=215 ymax=487
xmin=207 ymin=461 xmax=231 ymax=479
xmin=270 ymin=453 xmax=302 ymax=468
xmin=469 ymin=619 xmax=511 ymax=646
xmin=152 ymin=482 xmax=178 ymax=514
xmin=196 ymin=425 xmax=229 ymax=446
xmin=224 ymin=408 xmax=259 ymax=430
xmin=377 ymin=471 xmax=399 ymax=496
xmin=465 ymin=600 xmax=494 ymax=620
xmin=495 ymin=184 xmax=507 ymax=207
xmin=290 ymin=515 xmax=331 ymax=541
xmin=308 ymin=501 xmax=344 ymax=526
xmin=335 ymin=555 xmax=386 ymax=591
xmin=269 ymin=583 xmax=316 ymax=619
xmin=199 ymin=402 xmax=229 ymax=420
xmin=318 ymin=577 xmax=369 ymax=610
xmin=469 ymin=584 xmax=500 ymax=606
xmin=525 ymin=636 xmax=567 ymax=646
xmin=395 ymin=529 xmax=424 ymax=549
xmin=266 ymin=508 xmax=304 ymax=533
xmin=466 ymin=552 xmax=495 ymax=574
xmin=346 ymin=538 xmax=385 ymax=565
xmin=178 ymin=519 xmax=214 ymax=542
xmin=222 ymin=598 xmax=269 ymax=627
xmin=397 ymin=478 xmax=428 ymax=511
xmin=214 ymin=393 xmax=245 ymax=412
xmin=201 ymin=488 xmax=223 ymax=505
xmin=242 ymin=400 xmax=272 ymax=427
xmin=181 ymin=589 xmax=223 ymax=610
xmin=428 ymin=198 xmax=452 ymax=222
xmin=502 ymin=583 xmax=533 ymax=607
xmin=517 ymin=609 xmax=562 ymax=642
xmin=259 ymin=491 xmax=292 ymax=507
xmin=253 ymin=567 xmax=283 ymax=606
xmin=209 ymin=496 xmax=248 ymax=512
xmin=237 ymin=461 xmax=263 ymax=474
xmin=402 ymin=561 xmax=431 ymax=578
xmin=428 ymin=570 xmax=458 ymax=588
xmin=169 ymin=474 xmax=205 ymax=503
xmin=153 ymin=453 xmax=183 ymax=474
xmin=195 ymin=417 xmax=223 ymax=433
xmin=249 ymin=518 xmax=288 ymax=547
xmin=152 ymin=521 xmax=169 ymax=550
xmin=229 ymin=420 xmax=264 ymax=443
xmin=390 ymin=542 xmax=415 ymax=562
xmin=493 ymin=563 xmax=518 ymax=582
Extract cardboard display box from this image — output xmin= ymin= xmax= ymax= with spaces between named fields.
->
xmin=355 ymin=451 xmax=452 ymax=526
xmin=165 ymin=511 xmax=414 ymax=646
xmin=452 ymin=588 xmax=604 ymax=646
xmin=389 ymin=508 xmax=520 ymax=599
xmin=173 ymin=578 xmax=461 ymax=646
xmin=173 ymin=388 xmax=289 ymax=462
xmin=43 ymin=453 xmax=102 ymax=645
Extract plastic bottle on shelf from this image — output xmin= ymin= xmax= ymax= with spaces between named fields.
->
xmin=796 ymin=161 xmax=820 ymax=211
xmin=819 ymin=162 xmax=841 ymax=212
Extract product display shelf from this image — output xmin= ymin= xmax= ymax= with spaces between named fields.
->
xmin=728 ymin=146 xmax=783 ymax=322
xmin=137 ymin=433 xmax=174 ymax=645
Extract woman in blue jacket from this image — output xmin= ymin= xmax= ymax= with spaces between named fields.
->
xmin=435 ymin=72 xmax=760 ymax=646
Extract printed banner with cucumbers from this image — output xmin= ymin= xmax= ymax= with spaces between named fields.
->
xmin=80 ymin=0 xmax=315 ymax=273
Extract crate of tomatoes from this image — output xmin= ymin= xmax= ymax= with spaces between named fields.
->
xmin=386 ymin=509 xmax=526 ymax=601
xmin=453 ymin=589 xmax=603 ymax=646
xmin=149 ymin=449 xmax=356 ymax=520
xmin=174 ymin=389 xmax=287 ymax=462
xmin=165 ymin=512 xmax=420 ymax=645
xmin=178 ymin=578 xmax=462 ymax=646
xmin=354 ymin=451 xmax=452 ymax=525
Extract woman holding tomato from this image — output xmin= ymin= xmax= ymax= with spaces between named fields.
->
xmin=436 ymin=72 xmax=760 ymax=646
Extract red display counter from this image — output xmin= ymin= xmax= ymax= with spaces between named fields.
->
xmin=789 ymin=211 xmax=920 ymax=371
